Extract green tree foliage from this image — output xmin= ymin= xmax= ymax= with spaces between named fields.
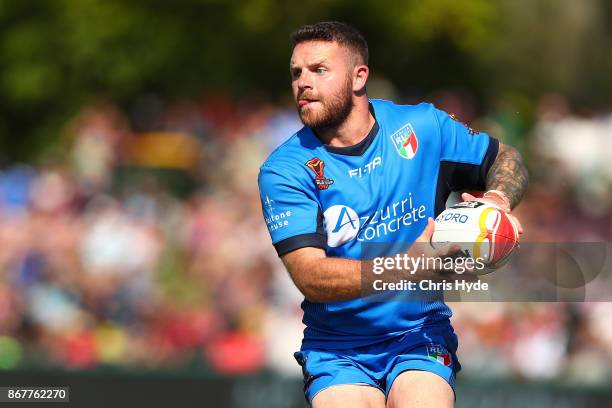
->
xmin=0 ymin=0 xmax=610 ymax=160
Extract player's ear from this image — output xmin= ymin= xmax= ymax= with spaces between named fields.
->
xmin=352 ymin=63 xmax=368 ymax=93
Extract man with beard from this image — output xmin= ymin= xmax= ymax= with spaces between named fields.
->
xmin=258 ymin=22 xmax=527 ymax=408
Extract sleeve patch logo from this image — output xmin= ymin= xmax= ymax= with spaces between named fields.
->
xmin=450 ymin=113 xmax=480 ymax=135
xmin=305 ymin=157 xmax=334 ymax=190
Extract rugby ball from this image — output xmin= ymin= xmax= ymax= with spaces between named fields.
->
xmin=431 ymin=201 xmax=519 ymax=270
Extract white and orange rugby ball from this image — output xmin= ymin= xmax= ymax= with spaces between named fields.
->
xmin=431 ymin=201 xmax=519 ymax=269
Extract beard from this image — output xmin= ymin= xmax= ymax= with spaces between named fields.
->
xmin=297 ymin=76 xmax=354 ymax=131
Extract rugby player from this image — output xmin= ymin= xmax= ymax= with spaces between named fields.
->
xmin=258 ymin=21 xmax=528 ymax=408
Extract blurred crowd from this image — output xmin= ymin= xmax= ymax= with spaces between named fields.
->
xmin=0 ymin=91 xmax=610 ymax=384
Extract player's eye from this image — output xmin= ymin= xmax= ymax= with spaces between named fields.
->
xmin=316 ymin=67 xmax=327 ymax=74
xmin=290 ymin=69 xmax=301 ymax=79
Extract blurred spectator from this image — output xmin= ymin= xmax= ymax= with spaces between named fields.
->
xmin=0 ymin=92 xmax=610 ymax=385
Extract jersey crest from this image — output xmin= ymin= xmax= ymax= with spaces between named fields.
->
xmin=390 ymin=123 xmax=419 ymax=159
xmin=305 ymin=157 xmax=334 ymax=190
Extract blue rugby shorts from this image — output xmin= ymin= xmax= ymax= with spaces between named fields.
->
xmin=294 ymin=327 xmax=460 ymax=404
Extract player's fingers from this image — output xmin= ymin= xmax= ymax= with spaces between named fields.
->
xmin=416 ymin=217 xmax=435 ymax=243
xmin=483 ymin=197 xmax=511 ymax=212
xmin=461 ymin=192 xmax=476 ymax=202
xmin=507 ymin=214 xmax=524 ymax=234
xmin=495 ymin=201 xmax=511 ymax=213
xmin=434 ymin=243 xmax=462 ymax=257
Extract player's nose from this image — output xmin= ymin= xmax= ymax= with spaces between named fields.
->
xmin=296 ymin=70 xmax=313 ymax=90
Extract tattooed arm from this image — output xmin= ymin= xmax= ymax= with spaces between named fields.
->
xmin=461 ymin=142 xmax=528 ymax=233
xmin=485 ymin=143 xmax=529 ymax=209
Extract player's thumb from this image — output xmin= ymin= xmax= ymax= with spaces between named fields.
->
xmin=416 ymin=217 xmax=435 ymax=242
xmin=461 ymin=192 xmax=476 ymax=202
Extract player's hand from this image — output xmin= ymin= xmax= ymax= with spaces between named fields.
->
xmin=461 ymin=192 xmax=524 ymax=235
xmin=414 ymin=217 xmax=461 ymax=258
xmin=411 ymin=218 xmax=477 ymax=277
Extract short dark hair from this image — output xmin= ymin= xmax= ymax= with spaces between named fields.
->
xmin=291 ymin=21 xmax=369 ymax=65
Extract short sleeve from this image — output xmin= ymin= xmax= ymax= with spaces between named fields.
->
xmin=432 ymin=107 xmax=500 ymax=215
xmin=258 ymin=164 xmax=326 ymax=256
xmin=434 ymin=107 xmax=499 ymax=191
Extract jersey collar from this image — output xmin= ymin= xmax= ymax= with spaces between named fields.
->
xmin=314 ymin=103 xmax=380 ymax=157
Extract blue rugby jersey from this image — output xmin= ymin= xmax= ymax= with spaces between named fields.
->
xmin=258 ymin=99 xmax=498 ymax=349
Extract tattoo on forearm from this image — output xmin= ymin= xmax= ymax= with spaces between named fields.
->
xmin=486 ymin=145 xmax=529 ymax=209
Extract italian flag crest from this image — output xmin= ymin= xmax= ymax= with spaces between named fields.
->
xmin=427 ymin=345 xmax=452 ymax=366
xmin=390 ymin=123 xmax=419 ymax=159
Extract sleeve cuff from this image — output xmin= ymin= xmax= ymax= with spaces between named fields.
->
xmin=480 ymin=137 xmax=500 ymax=182
xmin=273 ymin=233 xmax=327 ymax=257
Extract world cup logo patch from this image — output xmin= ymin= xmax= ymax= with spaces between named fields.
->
xmin=450 ymin=113 xmax=480 ymax=135
xmin=305 ymin=157 xmax=334 ymax=190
